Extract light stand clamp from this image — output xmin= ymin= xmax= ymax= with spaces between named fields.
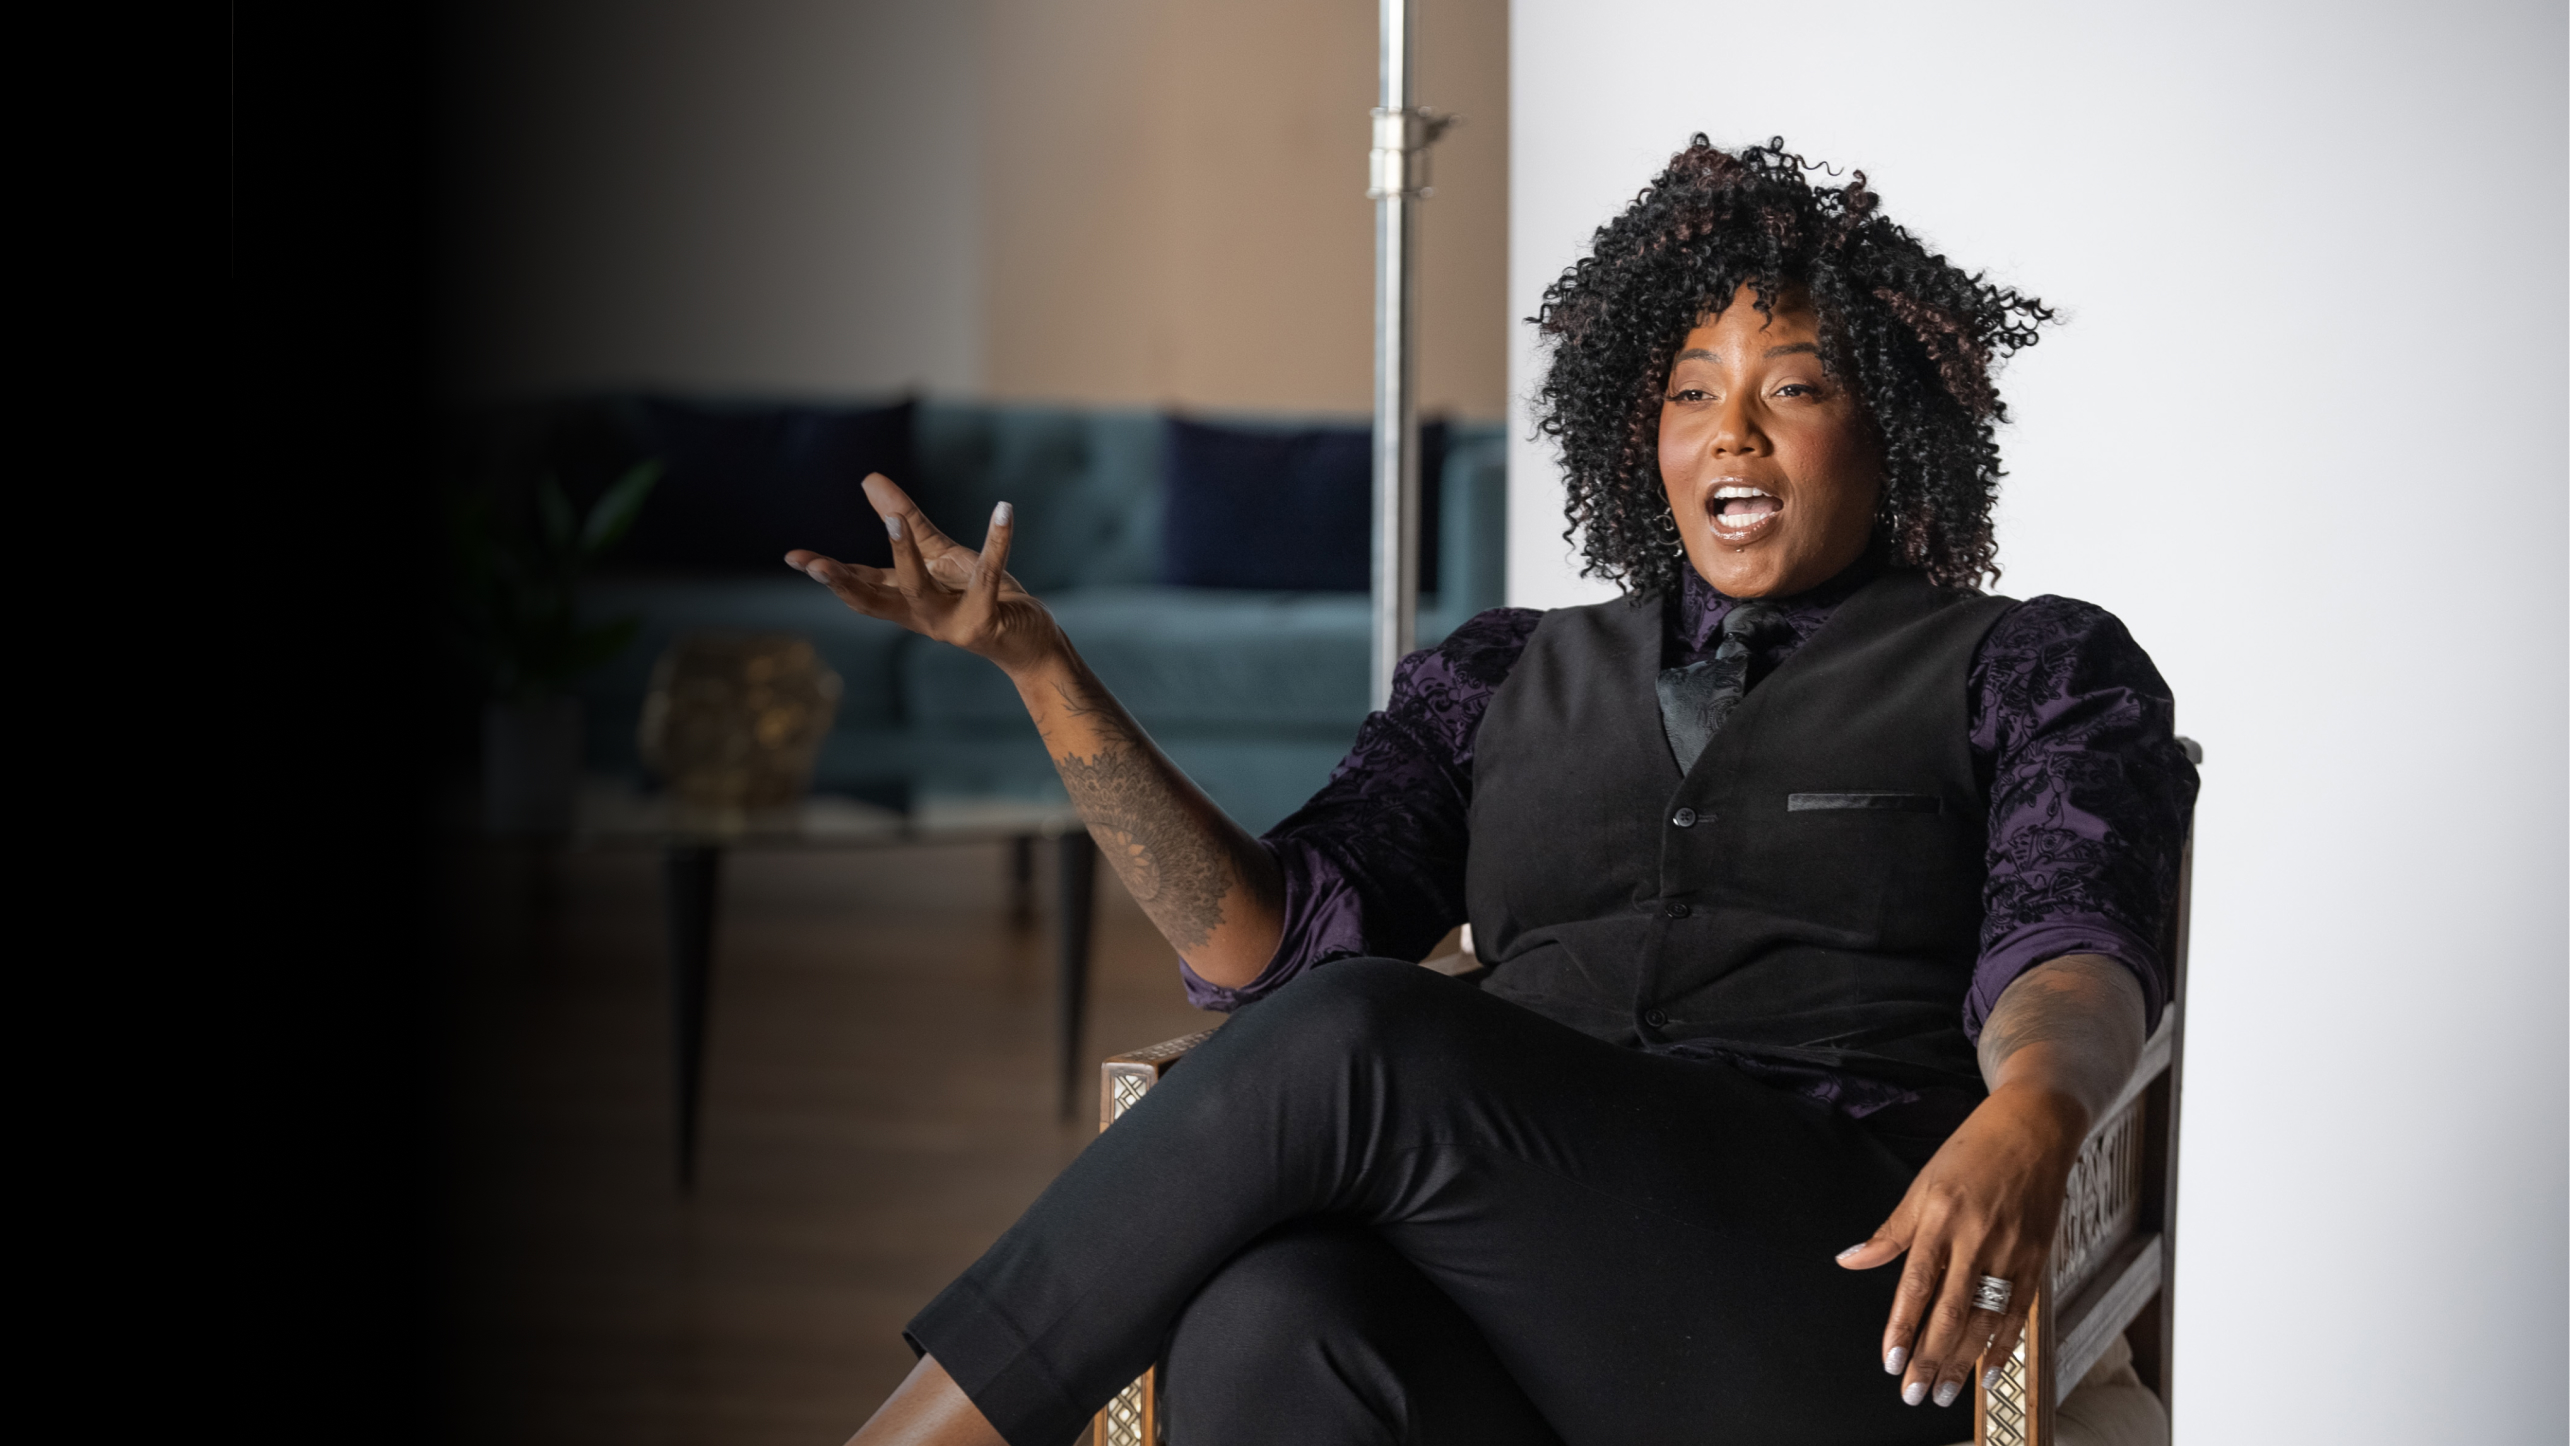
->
xmin=1368 ymin=107 xmax=1458 ymax=200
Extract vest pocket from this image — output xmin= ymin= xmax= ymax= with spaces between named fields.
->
xmin=1786 ymin=792 xmax=1943 ymax=813
xmin=1725 ymin=802 xmax=1915 ymax=946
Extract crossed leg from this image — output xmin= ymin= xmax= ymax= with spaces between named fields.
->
xmin=885 ymin=959 xmax=1965 ymax=1445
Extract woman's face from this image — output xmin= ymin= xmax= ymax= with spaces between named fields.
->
xmin=1658 ymin=285 xmax=1882 ymax=598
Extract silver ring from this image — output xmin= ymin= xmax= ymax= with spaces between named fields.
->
xmin=1971 ymin=1275 xmax=2014 ymax=1314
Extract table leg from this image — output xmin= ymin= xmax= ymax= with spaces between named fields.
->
xmin=664 ymin=844 xmax=722 ymax=1189
xmin=1008 ymin=834 xmax=1036 ymax=924
xmin=1055 ymin=831 xmax=1097 ymax=1119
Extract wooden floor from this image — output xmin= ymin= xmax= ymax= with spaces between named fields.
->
xmin=442 ymin=837 xmax=1218 ymax=1446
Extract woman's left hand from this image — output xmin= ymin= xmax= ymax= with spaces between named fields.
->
xmin=1835 ymin=1081 xmax=2086 ymax=1409
xmin=1839 ymin=952 xmax=2146 ymax=1410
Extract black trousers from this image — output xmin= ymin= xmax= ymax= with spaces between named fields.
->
xmin=907 ymin=960 xmax=1964 ymax=1445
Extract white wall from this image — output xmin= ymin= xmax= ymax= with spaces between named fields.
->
xmin=1508 ymin=2 xmax=2567 ymax=1440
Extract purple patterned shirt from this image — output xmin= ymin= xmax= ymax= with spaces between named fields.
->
xmin=1185 ymin=563 xmax=2200 ymax=1128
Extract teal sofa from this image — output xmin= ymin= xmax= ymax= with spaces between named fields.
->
xmin=575 ymin=402 xmax=1507 ymax=834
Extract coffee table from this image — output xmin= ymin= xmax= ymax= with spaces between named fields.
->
xmin=572 ymin=779 xmax=1098 ymax=1187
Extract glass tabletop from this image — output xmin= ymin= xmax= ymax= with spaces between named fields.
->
xmin=570 ymin=776 xmax=1088 ymax=849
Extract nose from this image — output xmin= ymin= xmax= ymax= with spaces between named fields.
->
xmin=1706 ymin=388 xmax=1765 ymax=458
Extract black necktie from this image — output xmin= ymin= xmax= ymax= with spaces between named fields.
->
xmin=1657 ymin=603 xmax=1793 ymax=774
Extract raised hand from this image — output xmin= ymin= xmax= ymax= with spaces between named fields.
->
xmin=788 ymin=473 xmax=1288 ymax=980
xmin=786 ymin=474 xmax=1062 ymax=677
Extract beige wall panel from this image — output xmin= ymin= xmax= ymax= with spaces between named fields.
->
xmin=982 ymin=0 xmax=1506 ymax=419
xmin=1410 ymin=0 xmax=1511 ymax=421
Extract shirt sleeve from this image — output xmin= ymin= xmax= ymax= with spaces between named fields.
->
xmin=1178 ymin=607 xmax=1543 ymax=1010
xmin=1963 ymin=596 xmax=2201 ymax=1040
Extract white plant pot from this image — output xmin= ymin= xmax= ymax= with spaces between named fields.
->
xmin=483 ymin=696 xmax=584 ymax=835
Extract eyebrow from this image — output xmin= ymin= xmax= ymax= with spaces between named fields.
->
xmin=1673 ymin=342 xmax=1822 ymax=362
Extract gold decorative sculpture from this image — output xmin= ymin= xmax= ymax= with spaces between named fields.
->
xmin=638 ymin=631 xmax=843 ymax=815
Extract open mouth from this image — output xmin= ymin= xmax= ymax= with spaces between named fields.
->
xmin=1709 ymin=485 xmax=1782 ymax=539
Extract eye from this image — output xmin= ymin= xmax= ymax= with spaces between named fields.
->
xmin=1668 ymin=387 xmax=1712 ymax=402
xmin=1774 ymin=382 xmax=1819 ymax=399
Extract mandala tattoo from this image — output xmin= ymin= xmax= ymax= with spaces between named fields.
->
xmin=1047 ymin=681 xmax=1269 ymax=954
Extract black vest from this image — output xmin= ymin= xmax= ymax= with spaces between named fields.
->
xmin=1466 ymin=569 xmax=2015 ymax=1093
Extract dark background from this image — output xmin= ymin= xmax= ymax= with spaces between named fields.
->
xmin=235 ymin=6 xmax=447 ymax=1439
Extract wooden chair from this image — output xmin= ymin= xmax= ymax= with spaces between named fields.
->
xmin=1086 ymin=741 xmax=2199 ymax=1446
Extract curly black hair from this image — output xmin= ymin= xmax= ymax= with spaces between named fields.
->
xmin=1532 ymin=137 xmax=2054 ymax=594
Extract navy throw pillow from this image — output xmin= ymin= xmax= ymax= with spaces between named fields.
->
xmin=619 ymin=397 xmax=916 ymax=572
xmin=1159 ymin=417 xmax=1443 ymax=592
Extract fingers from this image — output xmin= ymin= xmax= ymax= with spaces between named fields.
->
xmin=1855 ymin=1160 xmax=2027 ymax=1410
xmin=1839 ymin=1191 xmax=1915 ymax=1273
xmin=1981 ymin=1300 xmax=2031 ymax=1391
xmin=882 ymin=501 xmax=931 ymax=598
xmin=788 ymin=552 xmax=902 ymax=617
xmin=1880 ymin=1242 xmax=1941 ymax=1384
xmin=1922 ymin=1298 xmax=2005 ymax=1410
xmin=1836 ymin=1234 xmax=1907 ymax=1272
xmin=860 ymin=472 xmax=962 ymax=557
xmin=1900 ymin=1254 xmax=1986 ymax=1408
xmin=967 ymin=501 xmax=1013 ymax=619
xmin=1841 ymin=1193 xmax=1921 ymax=1372
xmin=1907 ymin=1251 xmax=2036 ymax=1410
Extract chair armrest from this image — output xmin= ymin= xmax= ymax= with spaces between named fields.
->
xmin=1088 ymin=1028 xmax=1223 ymax=1445
xmin=1419 ymin=949 xmax=1485 ymax=981
xmin=2044 ymin=1008 xmax=2177 ymax=1369
xmin=1099 ymin=1028 xmax=1222 ymax=1132
xmin=1421 ymin=922 xmax=1486 ymax=980
xmin=1982 ymin=1007 xmax=2184 ymax=1441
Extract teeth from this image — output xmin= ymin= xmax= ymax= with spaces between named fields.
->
xmin=1712 ymin=486 xmax=1773 ymax=500
xmin=1712 ymin=512 xmax=1768 ymax=531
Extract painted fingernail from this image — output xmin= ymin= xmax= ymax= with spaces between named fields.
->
xmin=993 ymin=500 xmax=1013 ymax=526
xmin=1902 ymin=1381 xmax=1926 ymax=1407
xmin=1982 ymin=1366 xmax=2003 ymax=1390
xmin=1836 ymin=1242 xmax=1868 ymax=1260
xmin=1883 ymin=1346 xmax=1907 ymax=1374
xmin=885 ymin=515 xmax=904 ymax=539
xmin=1934 ymin=1381 xmax=1961 ymax=1408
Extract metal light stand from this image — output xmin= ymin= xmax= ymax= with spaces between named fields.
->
xmin=1368 ymin=0 xmax=1452 ymax=709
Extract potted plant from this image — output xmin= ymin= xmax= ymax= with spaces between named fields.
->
xmin=452 ymin=462 xmax=661 ymax=833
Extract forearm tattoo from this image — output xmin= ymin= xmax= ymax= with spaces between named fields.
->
xmin=1044 ymin=677 xmax=1276 ymax=954
xmin=1977 ymin=954 xmax=2146 ymax=1104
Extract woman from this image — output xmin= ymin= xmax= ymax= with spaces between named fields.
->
xmin=791 ymin=138 xmax=2197 ymax=1445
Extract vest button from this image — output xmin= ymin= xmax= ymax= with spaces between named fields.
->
xmin=1671 ymin=807 xmax=1698 ymax=828
xmin=1644 ymin=1008 xmax=1670 ymax=1028
xmin=1663 ymin=901 xmax=1691 ymax=919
